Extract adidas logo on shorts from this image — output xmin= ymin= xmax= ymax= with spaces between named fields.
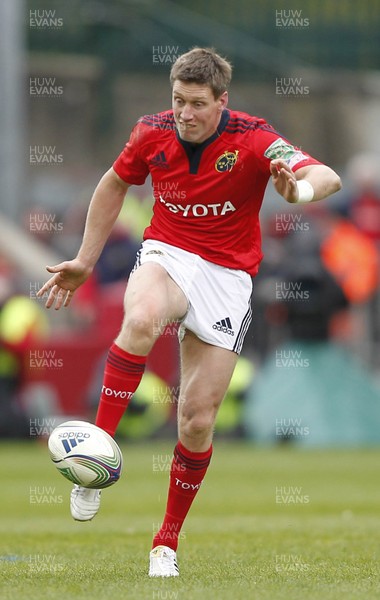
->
xmin=212 ymin=317 xmax=234 ymax=336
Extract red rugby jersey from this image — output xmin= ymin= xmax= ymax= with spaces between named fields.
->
xmin=113 ymin=109 xmax=321 ymax=275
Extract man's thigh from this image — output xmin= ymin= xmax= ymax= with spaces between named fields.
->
xmin=116 ymin=262 xmax=188 ymax=354
xmin=178 ymin=331 xmax=238 ymax=417
xmin=124 ymin=262 xmax=188 ymax=325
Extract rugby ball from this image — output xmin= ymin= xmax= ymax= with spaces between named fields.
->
xmin=48 ymin=420 xmax=123 ymax=489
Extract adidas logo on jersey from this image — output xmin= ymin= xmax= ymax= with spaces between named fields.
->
xmin=212 ymin=317 xmax=234 ymax=336
xmin=149 ymin=151 xmax=169 ymax=169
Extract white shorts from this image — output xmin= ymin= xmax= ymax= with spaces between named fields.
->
xmin=133 ymin=240 xmax=253 ymax=354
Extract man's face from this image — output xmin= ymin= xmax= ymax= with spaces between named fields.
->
xmin=172 ymin=80 xmax=228 ymax=144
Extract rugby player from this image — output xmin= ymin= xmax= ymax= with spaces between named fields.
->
xmin=38 ymin=47 xmax=341 ymax=577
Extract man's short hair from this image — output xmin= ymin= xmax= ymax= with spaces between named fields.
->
xmin=170 ymin=47 xmax=232 ymax=99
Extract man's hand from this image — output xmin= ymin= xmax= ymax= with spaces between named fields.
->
xmin=270 ymin=160 xmax=342 ymax=203
xmin=270 ymin=159 xmax=299 ymax=203
xmin=37 ymin=259 xmax=93 ymax=310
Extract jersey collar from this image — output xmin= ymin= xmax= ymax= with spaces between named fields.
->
xmin=176 ymin=109 xmax=230 ymax=175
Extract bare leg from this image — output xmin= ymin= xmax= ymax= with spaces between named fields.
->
xmin=115 ymin=262 xmax=188 ymax=354
xmin=178 ymin=330 xmax=238 ymax=451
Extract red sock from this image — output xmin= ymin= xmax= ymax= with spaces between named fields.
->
xmin=95 ymin=342 xmax=146 ymax=436
xmin=152 ymin=441 xmax=213 ymax=551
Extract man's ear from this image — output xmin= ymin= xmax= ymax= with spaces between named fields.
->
xmin=218 ymin=91 xmax=228 ymax=111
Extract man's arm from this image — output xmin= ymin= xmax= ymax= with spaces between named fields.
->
xmin=76 ymin=167 xmax=129 ymax=267
xmin=270 ymin=159 xmax=342 ymax=204
xmin=37 ymin=167 xmax=130 ymax=310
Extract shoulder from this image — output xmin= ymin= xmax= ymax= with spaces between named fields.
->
xmin=136 ymin=109 xmax=176 ymax=131
xmin=225 ymin=110 xmax=279 ymax=135
xmin=127 ymin=109 xmax=175 ymax=150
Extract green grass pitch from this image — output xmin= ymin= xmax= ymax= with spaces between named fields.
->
xmin=1 ymin=441 xmax=380 ymax=600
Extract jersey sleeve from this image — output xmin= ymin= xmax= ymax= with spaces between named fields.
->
xmin=254 ymin=124 xmax=323 ymax=174
xmin=113 ymin=121 xmax=150 ymax=185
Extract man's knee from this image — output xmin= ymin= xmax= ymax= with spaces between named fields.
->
xmin=116 ymin=307 xmax=161 ymax=354
xmin=179 ymin=397 xmax=220 ymax=439
xmin=123 ymin=311 xmax=156 ymax=339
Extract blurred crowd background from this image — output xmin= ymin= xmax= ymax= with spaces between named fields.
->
xmin=1 ymin=0 xmax=380 ymax=444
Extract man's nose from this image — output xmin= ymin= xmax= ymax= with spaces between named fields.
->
xmin=180 ymin=104 xmax=193 ymax=121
